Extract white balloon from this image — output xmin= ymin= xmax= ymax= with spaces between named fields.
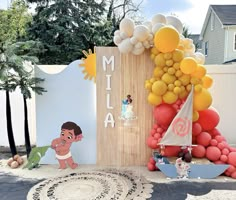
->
xmin=133 ymin=25 xmax=149 ymax=42
xmin=118 ymin=38 xmax=133 ymax=54
xmin=132 ymin=46 xmax=145 ymax=55
xmin=152 ymin=23 xmax=164 ymax=34
xmin=113 ymin=35 xmax=122 ymax=45
xmin=135 ymin=42 xmax=143 ymax=49
xmin=143 ymin=21 xmax=152 ymax=32
xmin=166 ymin=16 xmax=183 ymax=34
xmin=130 ymin=36 xmax=138 ymax=45
xmin=194 ymin=52 xmax=205 ymax=65
xmin=148 ymin=33 xmax=153 ymax=41
xmin=114 ymin=30 xmax=120 ymax=36
xmin=120 ymin=31 xmax=128 ymax=40
xmin=120 ymin=18 xmax=135 ymax=37
xmin=152 ymin=14 xmax=166 ymax=25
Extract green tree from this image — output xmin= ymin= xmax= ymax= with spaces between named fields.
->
xmin=0 ymin=41 xmax=45 ymax=157
xmin=0 ymin=0 xmax=32 ymax=44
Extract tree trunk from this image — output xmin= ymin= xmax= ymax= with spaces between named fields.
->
xmin=23 ymin=95 xmax=31 ymax=157
xmin=6 ymin=90 xmax=17 ymax=157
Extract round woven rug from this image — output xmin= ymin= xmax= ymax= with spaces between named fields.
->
xmin=27 ymin=169 xmax=153 ymax=200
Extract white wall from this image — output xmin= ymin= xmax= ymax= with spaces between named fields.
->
xmin=224 ymin=27 xmax=236 ymax=62
xmin=1 ymin=64 xmax=236 ymax=149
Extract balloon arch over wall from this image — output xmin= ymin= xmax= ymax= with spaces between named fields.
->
xmin=113 ymin=14 xmax=236 ymax=179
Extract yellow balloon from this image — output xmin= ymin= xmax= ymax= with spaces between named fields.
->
xmin=148 ymin=92 xmax=162 ymax=106
xmin=202 ymin=75 xmax=213 ymax=88
xmin=190 ymin=77 xmax=201 ymax=85
xmin=167 ymin=67 xmax=176 ymax=75
xmin=192 ymin=110 xmax=199 ymax=122
xmin=191 ymin=64 xmax=206 ymax=78
xmin=174 ymin=80 xmax=182 ymax=87
xmin=151 ymin=47 xmax=159 ymax=55
xmin=166 ymin=59 xmax=174 ymax=66
xmin=162 ymin=73 xmax=177 ymax=84
xmin=180 ymin=57 xmax=198 ymax=74
xmin=154 ymin=26 xmax=180 ymax=53
xmin=163 ymin=91 xmax=178 ymax=104
xmin=153 ymin=67 xmax=164 ymax=78
xmin=179 ymin=89 xmax=188 ymax=99
xmin=168 ymin=83 xmax=175 ymax=91
xmin=194 ymin=84 xmax=202 ymax=93
xmin=175 ymin=69 xmax=183 ymax=77
xmin=152 ymin=80 xmax=167 ymax=96
xmin=145 ymin=82 xmax=152 ymax=91
xmin=150 ymin=53 xmax=155 ymax=60
xmin=173 ymin=86 xmax=181 ymax=94
xmin=164 ymin=52 xmax=173 ymax=60
xmin=193 ymin=88 xmax=212 ymax=111
xmin=172 ymin=49 xmax=184 ymax=62
xmin=173 ymin=62 xmax=180 ymax=70
xmin=154 ymin=53 xmax=166 ymax=68
xmin=178 ymin=74 xmax=191 ymax=86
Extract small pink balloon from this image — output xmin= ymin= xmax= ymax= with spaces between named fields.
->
xmin=228 ymin=152 xmax=236 ymax=167
xmin=220 ymin=155 xmax=228 ymax=162
xmin=210 ymin=139 xmax=218 ymax=146
xmin=222 ymin=148 xmax=230 ymax=155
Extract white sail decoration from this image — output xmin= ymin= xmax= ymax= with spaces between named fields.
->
xmin=160 ymin=86 xmax=194 ymax=146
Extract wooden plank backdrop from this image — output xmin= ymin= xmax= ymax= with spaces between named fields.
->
xmin=96 ymin=47 xmax=154 ymax=166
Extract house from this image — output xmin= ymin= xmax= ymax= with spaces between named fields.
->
xmin=200 ymin=5 xmax=236 ymax=64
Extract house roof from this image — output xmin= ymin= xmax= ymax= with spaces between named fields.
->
xmin=200 ymin=5 xmax=236 ymax=39
xmin=211 ymin=5 xmax=236 ymax=25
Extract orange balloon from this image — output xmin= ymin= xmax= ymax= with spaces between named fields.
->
xmin=180 ymin=57 xmax=197 ymax=74
xmin=202 ymin=75 xmax=213 ymax=88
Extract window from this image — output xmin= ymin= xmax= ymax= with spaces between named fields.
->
xmin=234 ymin=33 xmax=236 ymax=51
xmin=211 ymin=13 xmax=215 ymax=31
xmin=205 ymin=41 xmax=209 ymax=56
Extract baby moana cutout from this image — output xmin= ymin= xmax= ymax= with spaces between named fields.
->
xmin=51 ymin=121 xmax=83 ymax=169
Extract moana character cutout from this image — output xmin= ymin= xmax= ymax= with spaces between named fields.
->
xmin=51 ymin=122 xmax=83 ymax=169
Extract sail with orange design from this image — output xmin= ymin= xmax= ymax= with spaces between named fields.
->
xmin=159 ymin=86 xmax=193 ymax=146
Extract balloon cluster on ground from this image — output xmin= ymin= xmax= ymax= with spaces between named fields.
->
xmin=113 ymin=14 xmax=236 ymax=179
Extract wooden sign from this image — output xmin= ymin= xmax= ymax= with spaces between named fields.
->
xmin=96 ymin=47 xmax=154 ymax=166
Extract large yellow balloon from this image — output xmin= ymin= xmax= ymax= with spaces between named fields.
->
xmin=152 ymin=80 xmax=167 ymax=96
xmin=193 ymin=88 xmax=212 ymax=111
xmin=202 ymin=75 xmax=213 ymax=88
xmin=148 ymin=92 xmax=162 ymax=106
xmin=163 ymin=91 xmax=178 ymax=104
xmin=180 ymin=57 xmax=197 ymax=74
xmin=154 ymin=26 xmax=180 ymax=53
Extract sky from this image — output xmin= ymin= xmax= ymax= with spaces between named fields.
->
xmin=0 ymin=0 xmax=236 ymax=34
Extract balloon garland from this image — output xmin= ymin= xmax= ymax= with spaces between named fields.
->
xmin=113 ymin=14 xmax=236 ymax=179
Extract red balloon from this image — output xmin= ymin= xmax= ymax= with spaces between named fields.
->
xmin=215 ymin=135 xmax=225 ymax=143
xmin=197 ymin=132 xmax=212 ymax=147
xmin=210 ymin=139 xmax=218 ymax=146
xmin=227 ymin=165 xmax=236 ymax=173
xmin=208 ymin=128 xmax=221 ymax=137
xmin=206 ymin=146 xmax=221 ymax=161
xmin=231 ymin=171 xmax=236 ymax=179
xmin=153 ymin=104 xmax=177 ymax=128
xmin=197 ymin=109 xmax=220 ymax=131
xmin=149 ymin=157 xmax=156 ymax=165
xmin=150 ymin=129 xmax=156 ymax=136
xmin=153 ymin=124 xmax=158 ymax=129
xmin=192 ymin=145 xmax=206 ymax=158
xmin=222 ymin=148 xmax=230 ymax=155
xmin=147 ymin=137 xmax=158 ymax=149
xmin=214 ymin=160 xmax=225 ymax=164
xmin=147 ymin=162 xmax=156 ymax=171
xmin=220 ymin=155 xmax=228 ymax=162
xmin=154 ymin=133 xmax=161 ymax=140
xmin=217 ymin=142 xmax=225 ymax=150
xmin=162 ymin=146 xmax=181 ymax=157
xmin=228 ymin=152 xmax=236 ymax=167
xmin=192 ymin=122 xmax=202 ymax=136
xmin=230 ymin=147 xmax=236 ymax=152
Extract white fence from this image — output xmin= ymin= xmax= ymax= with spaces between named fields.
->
xmin=1 ymin=64 xmax=236 ymax=147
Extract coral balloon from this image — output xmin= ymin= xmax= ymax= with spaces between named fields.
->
xmin=228 ymin=152 xmax=236 ymax=167
xmin=197 ymin=109 xmax=220 ymax=131
xmin=192 ymin=145 xmax=206 ymax=158
xmin=154 ymin=26 xmax=180 ymax=53
xmin=147 ymin=162 xmax=156 ymax=171
xmin=197 ymin=132 xmax=212 ymax=147
xmin=202 ymin=75 xmax=213 ymax=89
xmin=148 ymin=92 xmax=162 ymax=106
xmin=206 ymin=146 xmax=221 ymax=161
xmin=153 ymin=104 xmax=177 ymax=127
xmin=192 ymin=122 xmax=202 ymax=136
xmin=162 ymin=146 xmax=181 ymax=157
xmin=180 ymin=57 xmax=197 ymax=74
xmin=193 ymin=88 xmax=212 ymax=111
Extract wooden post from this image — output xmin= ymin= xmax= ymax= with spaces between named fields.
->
xmin=96 ymin=47 xmax=154 ymax=166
